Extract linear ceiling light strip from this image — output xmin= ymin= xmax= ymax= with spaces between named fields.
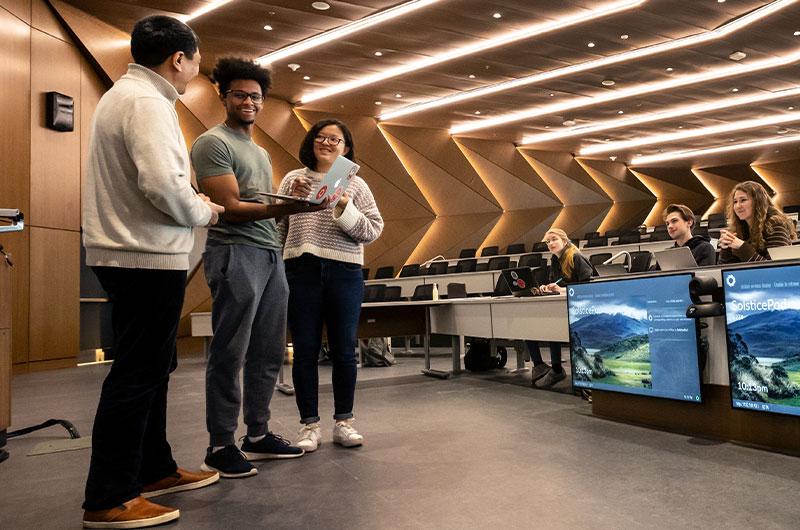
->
xmin=580 ymin=112 xmax=800 ymax=155
xmin=520 ymin=87 xmax=800 ymax=145
xmin=450 ymin=49 xmax=800 ymax=135
xmin=180 ymin=0 xmax=235 ymax=22
xmin=629 ymin=134 xmax=800 ymax=165
xmin=381 ymin=0 xmax=797 ymax=121
xmin=299 ymin=0 xmax=647 ymax=104
xmin=258 ymin=0 xmax=443 ymax=65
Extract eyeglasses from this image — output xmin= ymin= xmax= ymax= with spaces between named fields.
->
xmin=543 ymin=238 xmax=561 ymax=244
xmin=225 ymin=90 xmax=264 ymax=103
xmin=314 ymin=134 xmax=344 ymax=146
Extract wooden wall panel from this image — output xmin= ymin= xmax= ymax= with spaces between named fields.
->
xmin=0 ymin=0 xmax=30 ymax=23
xmin=32 ymin=0 xmax=68 ymax=41
xmin=28 ymin=227 xmax=79 ymax=361
xmin=481 ymin=208 xmax=562 ymax=250
xmin=631 ymin=169 xmax=713 ymax=227
xmin=364 ymin=217 xmax=434 ymax=273
xmin=578 ymin=159 xmax=655 ymax=231
xmin=691 ymin=168 xmax=740 ymax=218
xmin=0 ymin=7 xmax=31 ymax=218
xmin=751 ymin=159 xmax=800 ymax=208
xmin=406 ymin=213 xmax=501 ymax=265
xmin=0 ymin=231 xmax=29 ymax=365
xmin=30 ymin=28 xmax=82 ymax=231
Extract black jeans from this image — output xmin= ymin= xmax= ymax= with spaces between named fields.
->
xmin=83 ymin=267 xmax=186 ymax=511
xmin=525 ymin=340 xmax=563 ymax=371
xmin=285 ymin=254 xmax=364 ymax=424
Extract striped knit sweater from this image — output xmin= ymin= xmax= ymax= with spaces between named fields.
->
xmin=718 ymin=215 xmax=794 ymax=264
xmin=277 ymin=168 xmax=384 ymax=265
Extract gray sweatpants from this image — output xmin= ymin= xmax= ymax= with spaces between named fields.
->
xmin=204 ymin=244 xmax=288 ymax=447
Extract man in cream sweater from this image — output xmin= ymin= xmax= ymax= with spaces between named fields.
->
xmin=81 ymin=15 xmax=223 ymax=529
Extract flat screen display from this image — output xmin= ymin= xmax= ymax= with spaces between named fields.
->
xmin=567 ymin=273 xmax=702 ymax=402
xmin=722 ymin=263 xmax=800 ymax=417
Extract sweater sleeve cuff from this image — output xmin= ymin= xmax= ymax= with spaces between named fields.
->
xmin=732 ymin=241 xmax=755 ymax=261
xmin=333 ymin=199 xmax=359 ymax=231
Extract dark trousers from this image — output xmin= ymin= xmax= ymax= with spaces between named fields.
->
xmin=286 ymin=255 xmax=364 ymax=424
xmin=526 ymin=340 xmax=564 ymax=371
xmin=83 ymin=267 xmax=186 ymax=511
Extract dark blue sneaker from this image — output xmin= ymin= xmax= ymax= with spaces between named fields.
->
xmin=201 ymin=446 xmax=257 ymax=478
xmin=241 ymin=433 xmax=305 ymax=461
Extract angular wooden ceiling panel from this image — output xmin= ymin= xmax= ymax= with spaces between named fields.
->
xmin=481 ymin=208 xmax=563 ymax=251
xmin=691 ymin=168 xmax=742 ymax=217
xmin=751 ymin=159 xmax=800 ymax=207
xmin=552 ymin=204 xmax=612 ymax=241
xmin=631 ymin=169 xmax=713 ymax=226
xmin=519 ymin=152 xmax=608 ymax=207
xmin=363 ymin=216 xmax=434 ymax=272
xmin=406 ymin=212 xmax=501 ymax=265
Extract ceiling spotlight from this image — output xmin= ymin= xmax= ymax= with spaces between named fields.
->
xmin=602 ymin=79 xmax=616 ymax=86
xmin=609 ymin=155 xmax=617 ymax=161
xmin=731 ymin=87 xmax=739 ymax=92
xmin=375 ymin=101 xmax=382 ymax=105
xmin=263 ymin=25 xmax=273 ymax=31
xmin=620 ymin=34 xmax=629 ymax=40
xmin=665 ymin=67 xmax=674 ymax=72
xmin=312 ymin=2 xmax=331 ymax=10
xmin=549 ymin=93 xmax=555 ymax=97
xmin=794 ymin=30 xmax=800 ymax=36
xmin=729 ymin=51 xmax=747 ymax=61
xmin=468 ymin=74 xmax=476 ymax=79
xmin=492 ymin=12 xmax=502 ymax=19
xmin=303 ymin=75 xmax=311 ymax=80
xmin=587 ymin=41 xmax=596 ymax=48
xmin=288 ymin=63 xmax=301 ymax=71
xmin=474 ymin=111 xmax=481 ymax=115
xmin=718 ymin=0 xmax=726 ymax=3
xmin=604 ymin=138 xmax=612 ymax=142
xmin=777 ymin=128 xmax=789 ymax=134
xmin=544 ymin=125 xmax=550 ymax=129
xmin=678 ymin=125 xmax=684 ymax=129
xmin=789 ymin=106 xmax=796 ymax=110
xmin=617 ymin=110 xmax=624 ymax=114
xmin=562 ymin=119 xmax=576 ymax=126
xmin=374 ymin=51 xmax=383 ymax=56
xmin=395 ymin=93 xmax=403 ymax=98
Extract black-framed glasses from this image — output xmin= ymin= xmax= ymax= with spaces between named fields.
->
xmin=314 ymin=134 xmax=344 ymax=146
xmin=225 ymin=90 xmax=264 ymax=103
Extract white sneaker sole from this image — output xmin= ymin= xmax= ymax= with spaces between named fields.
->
xmin=83 ymin=509 xmax=179 ymax=529
xmin=141 ymin=472 xmax=220 ymax=498
xmin=333 ymin=438 xmax=363 ymax=448
xmin=242 ymin=450 xmax=305 ymax=461
xmin=200 ymin=462 xmax=258 ymax=479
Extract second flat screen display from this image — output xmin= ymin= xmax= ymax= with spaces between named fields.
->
xmin=567 ymin=274 xmax=702 ymax=402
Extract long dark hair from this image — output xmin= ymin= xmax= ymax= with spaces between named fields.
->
xmin=299 ymin=119 xmax=356 ymax=171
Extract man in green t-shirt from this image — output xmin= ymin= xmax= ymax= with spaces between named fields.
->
xmin=191 ymin=58 xmax=325 ymax=478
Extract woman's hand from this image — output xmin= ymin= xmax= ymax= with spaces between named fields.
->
xmin=289 ymin=176 xmax=314 ymax=198
xmin=543 ymin=282 xmax=563 ymax=294
xmin=719 ymin=229 xmax=744 ymax=250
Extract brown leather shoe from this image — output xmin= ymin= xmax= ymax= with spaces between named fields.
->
xmin=142 ymin=467 xmax=219 ymax=498
xmin=83 ymin=496 xmax=179 ymax=528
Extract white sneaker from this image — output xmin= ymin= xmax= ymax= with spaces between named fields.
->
xmin=296 ymin=423 xmax=322 ymax=452
xmin=332 ymin=420 xmax=363 ymax=448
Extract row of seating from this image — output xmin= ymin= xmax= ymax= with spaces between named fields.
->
xmin=363 ymin=282 xmax=468 ymax=303
xmin=366 ymin=253 xmax=548 ymax=280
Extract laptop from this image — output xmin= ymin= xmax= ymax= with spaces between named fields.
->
xmin=594 ymin=263 xmax=628 ymax=277
xmin=655 ymin=246 xmax=698 ymax=271
xmin=768 ymin=245 xmax=800 ymax=261
xmin=500 ymin=266 xmax=557 ymax=297
xmin=258 ymin=155 xmax=360 ymax=207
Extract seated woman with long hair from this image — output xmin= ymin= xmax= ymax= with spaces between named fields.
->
xmin=718 ymin=181 xmax=795 ymax=264
xmin=526 ymin=228 xmax=593 ymax=388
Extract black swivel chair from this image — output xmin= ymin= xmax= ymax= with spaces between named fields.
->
xmin=384 ymin=285 xmax=404 ymax=302
xmin=618 ymin=233 xmax=641 ymax=245
xmin=694 ymin=226 xmax=710 ymax=238
xmin=708 ymin=217 xmax=727 ymax=229
xmin=446 ymin=282 xmax=467 ymax=299
xmin=456 ymin=258 xmax=477 ymax=273
xmin=531 ymin=242 xmax=549 ymax=253
xmin=480 ymin=246 xmax=499 ymax=257
xmin=505 ymin=243 xmax=526 ymax=255
xmin=374 ymin=266 xmax=395 ymax=279
xmin=604 ymin=229 xmax=622 ymax=238
xmin=585 ymin=237 xmax=609 ymax=248
xmin=363 ymin=284 xmax=386 ymax=302
xmin=411 ymin=284 xmax=434 ymax=301
xmin=399 ymin=264 xmax=421 ymax=277
xmin=487 ymin=256 xmax=510 ymax=271
xmin=459 ymin=248 xmax=477 ymax=258
xmin=649 ymin=230 xmax=671 ymax=241
xmin=426 ymin=261 xmax=449 ymax=275
xmin=628 ymin=251 xmax=653 ymax=273
xmin=583 ymin=231 xmax=600 ymax=240
xmin=589 ymin=253 xmax=612 ymax=268
xmin=517 ymin=253 xmax=545 ymax=268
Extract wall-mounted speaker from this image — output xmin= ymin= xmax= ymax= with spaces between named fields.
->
xmin=45 ymin=91 xmax=74 ymax=132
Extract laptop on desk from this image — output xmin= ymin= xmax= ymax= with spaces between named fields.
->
xmin=768 ymin=245 xmax=800 ymax=261
xmin=655 ymin=246 xmax=698 ymax=271
xmin=500 ymin=266 xmax=557 ymax=297
xmin=594 ymin=263 xmax=628 ymax=277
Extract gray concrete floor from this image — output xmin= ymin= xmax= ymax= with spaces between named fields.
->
xmin=1 ymin=353 xmax=799 ymax=529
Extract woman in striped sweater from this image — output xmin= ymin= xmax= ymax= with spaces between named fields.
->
xmin=277 ymin=118 xmax=383 ymax=452
xmin=718 ymin=181 xmax=795 ymax=264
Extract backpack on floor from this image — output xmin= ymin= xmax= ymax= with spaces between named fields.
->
xmin=464 ymin=338 xmax=507 ymax=371
xmin=360 ymin=337 xmax=395 ymax=367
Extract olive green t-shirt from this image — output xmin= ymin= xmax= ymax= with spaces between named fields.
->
xmin=191 ymin=124 xmax=281 ymax=249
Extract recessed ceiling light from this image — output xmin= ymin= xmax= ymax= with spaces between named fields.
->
xmin=794 ymin=30 xmax=800 ymax=36
xmin=718 ymin=0 xmax=726 ymax=3
xmin=374 ymin=51 xmax=383 ymax=56
xmin=468 ymin=74 xmax=476 ymax=79
xmin=665 ymin=67 xmax=674 ymax=72
xmin=678 ymin=125 xmax=684 ymax=129
xmin=395 ymin=93 xmax=403 ymax=98
xmin=587 ymin=41 xmax=596 ymax=48
xmin=492 ymin=12 xmax=502 ymax=19
xmin=288 ymin=63 xmax=301 ymax=71
xmin=562 ymin=119 xmax=576 ymax=126
xmin=620 ymin=34 xmax=629 ymax=40
xmin=549 ymin=93 xmax=555 ymax=97
xmin=617 ymin=110 xmax=624 ymax=114
xmin=303 ymin=75 xmax=311 ymax=80
xmin=604 ymin=138 xmax=612 ymax=141
xmin=777 ymin=128 xmax=789 ymax=134
xmin=602 ymin=79 xmax=616 ymax=86
xmin=544 ymin=125 xmax=550 ymax=129
xmin=375 ymin=101 xmax=382 ymax=105
xmin=474 ymin=111 xmax=481 ymax=115
xmin=729 ymin=51 xmax=747 ymax=61
xmin=609 ymin=155 xmax=617 ymax=161
xmin=789 ymin=106 xmax=796 ymax=110
xmin=312 ymin=2 xmax=331 ymax=10
xmin=180 ymin=0 xmax=233 ymax=22
xmin=263 ymin=25 xmax=273 ymax=31
xmin=731 ymin=87 xmax=739 ymax=92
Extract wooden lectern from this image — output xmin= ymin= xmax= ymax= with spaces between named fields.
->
xmin=1 ymin=250 xmax=11 ymax=458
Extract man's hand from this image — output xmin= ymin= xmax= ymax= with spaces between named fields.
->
xmin=289 ymin=176 xmax=314 ymax=198
xmin=206 ymin=200 xmax=225 ymax=226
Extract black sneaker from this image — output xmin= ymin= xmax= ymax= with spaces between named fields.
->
xmin=241 ymin=433 xmax=305 ymax=461
xmin=201 ymin=446 xmax=257 ymax=478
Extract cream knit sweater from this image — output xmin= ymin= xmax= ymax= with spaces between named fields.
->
xmin=277 ymin=168 xmax=383 ymax=265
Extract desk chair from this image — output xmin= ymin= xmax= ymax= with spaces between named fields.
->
xmin=585 ymin=237 xmax=609 ymax=248
xmin=456 ymin=258 xmax=477 ymax=273
xmin=411 ymin=284 xmax=434 ymax=301
xmin=531 ymin=242 xmax=549 ymax=252
xmin=480 ymin=246 xmax=499 ymax=257
xmin=628 ymin=251 xmax=653 ymax=273
xmin=384 ymin=285 xmax=404 ymax=301
xmin=446 ymin=282 xmax=467 ymax=299
xmin=505 ymin=243 xmax=526 ymax=255
xmin=459 ymin=248 xmax=477 ymax=258
xmin=517 ymin=253 xmax=545 ymax=268
xmin=374 ymin=266 xmax=394 ymax=279
xmin=363 ymin=284 xmax=386 ymax=302
xmin=399 ymin=264 xmax=421 ymax=277
xmin=589 ymin=253 xmax=612 ymax=268
xmin=426 ymin=261 xmax=449 ymax=275
xmin=487 ymin=256 xmax=510 ymax=270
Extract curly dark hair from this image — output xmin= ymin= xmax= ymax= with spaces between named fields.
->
xmin=131 ymin=15 xmax=199 ymax=67
xmin=211 ymin=57 xmax=272 ymax=97
xmin=299 ymin=119 xmax=356 ymax=171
